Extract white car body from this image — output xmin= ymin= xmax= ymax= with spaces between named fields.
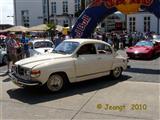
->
xmin=29 ymin=39 xmax=54 ymax=56
xmin=0 ymin=46 xmax=7 ymax=64
xmin=9 ymin=39 xmax=128 ymax=92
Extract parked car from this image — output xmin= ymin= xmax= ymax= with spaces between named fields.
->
xmin=9 ymin=39 xmax=128 ymax=92
xmin=29 ymin=39 xmax=54 ymax=56
xmin=152 ymin=35 xmax=160 ymax=43
xmin=0 ymin=46 xmax=7 ymax=65
xmin=126 ymin=40 xmax=160 ymax=59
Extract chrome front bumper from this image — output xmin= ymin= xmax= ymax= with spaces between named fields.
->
xmin=9 ymin=73 xmax=41 ymax=86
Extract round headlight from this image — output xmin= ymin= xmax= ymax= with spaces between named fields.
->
xmin=134 ymin=51 xmax=139 ymax=54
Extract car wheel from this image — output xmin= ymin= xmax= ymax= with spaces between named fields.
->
xmin=111 ymin=67 xmax=122 ymax=79
xmin=46 ymin=73 xmax=66 ymax=92
xmin=2 ymin=55 xmax=7 ymax=65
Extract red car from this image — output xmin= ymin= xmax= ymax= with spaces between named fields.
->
xmin=126 ymin=41 xmax=160 ymax=59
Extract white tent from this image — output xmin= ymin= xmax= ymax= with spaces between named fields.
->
xmin=3 ymin=26 xmax=28 ymax=32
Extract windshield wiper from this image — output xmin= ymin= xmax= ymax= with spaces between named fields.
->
xmin=52 ymin=50 xmax=66 ymax=54
xmin=57 ymin=50 xmax=67 ymax=54
xmin=52 ymin=50 xmax=58 ymax=53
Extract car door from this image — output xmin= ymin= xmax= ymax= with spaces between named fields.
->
xmin=95 ymin=43 xmax=114 ymax=72
xmin=75 ymin=43 xmax=100 ymax=81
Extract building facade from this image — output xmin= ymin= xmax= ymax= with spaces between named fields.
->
xmin=14 ymin=0 xmax=44 ymax=27
xmin=14 ymin=0 xmax=81 ymax=27
xmin=127 ymin=12 xmax=160 ymax=34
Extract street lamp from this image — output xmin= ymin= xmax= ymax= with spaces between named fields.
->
xmin=7 ymin=15 xmax=14 ymax=25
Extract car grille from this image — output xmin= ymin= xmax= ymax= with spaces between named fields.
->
xmin=13 ymin=65 xmax=30 ymax=80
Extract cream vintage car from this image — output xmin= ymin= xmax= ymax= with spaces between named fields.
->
xmin=9 ymin=39 xmax=128 ymax=92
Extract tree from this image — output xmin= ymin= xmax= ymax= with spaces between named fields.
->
xmin=46 ymin=22 xmax=56 ymax=41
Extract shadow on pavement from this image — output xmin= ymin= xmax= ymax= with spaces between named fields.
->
xmin=0 ymin=64 xmax=5 ymax=67
xmin=0 ymin=72 xmax=9 ymax=77
xmin=7 ymin=75 xmax=131 ymax=105
xmin=125 ymin=67 xmax=160 ymax=75
xmin=3 ymin=77 xmax=11 ymax=82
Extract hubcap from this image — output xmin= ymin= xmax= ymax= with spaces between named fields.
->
xmin=47 ymin=75 xmax=63 ymax=92
xmin=113 ymin=67 xmax=121 ymax=78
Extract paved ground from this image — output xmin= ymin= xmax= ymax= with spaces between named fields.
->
xmin=0 ymin=50 xmax=160 ymax=120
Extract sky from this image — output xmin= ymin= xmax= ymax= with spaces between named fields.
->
xmin=0 ymin=0 xmax=14 ymax=25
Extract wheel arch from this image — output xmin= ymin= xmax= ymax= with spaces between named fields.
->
xmin=48 ymin=71 xmax=70 ymax=83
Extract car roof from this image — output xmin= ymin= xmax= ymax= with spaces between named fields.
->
xmin=65 ymin=38 xmax=110 ymax=45
xmin=29 ymin=39 xmax=53 ymax=43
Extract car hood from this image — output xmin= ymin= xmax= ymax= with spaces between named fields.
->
xmin=34 ymin=48 xmax=53 ymax=54
xmin=127 ymin=46 xmax=152 ymax=53
xmin=15 ymin=53 xmax=71 ymax=68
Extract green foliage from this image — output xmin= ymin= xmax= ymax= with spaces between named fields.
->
xmin=46 ymin=22 xmax=56 ymax=31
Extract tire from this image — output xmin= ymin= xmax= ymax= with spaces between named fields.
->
xmin=2 ymin=55 xmax=7 ymax=65
xmin=46 ymin=73 xmax=67 ymax=92
xmin=110 ymin=67 xmax=122 ymax=79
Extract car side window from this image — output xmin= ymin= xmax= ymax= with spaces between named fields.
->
xmin=95 ymin=43 xmax=112 ymax=55
xmin=77 ymin=44 xmax=96 ymax=55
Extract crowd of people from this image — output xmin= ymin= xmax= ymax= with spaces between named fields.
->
xmin=4 ymin=32 xmax=30 ymax=73
xmin=91 ymin=31 xmax=155 ymax=50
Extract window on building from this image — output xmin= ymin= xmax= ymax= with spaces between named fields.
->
xmin=63 ymin=1 xmax=68 ymax=14
xmin=21 ymin=10 xmax=30 ymax=27
xmin=75 ymin=0 xmax=80 ymax=12
xmin=51 ymin=2 xmax=56 ymax=15
xmin=63 ymin=19 xmax=69 ymax=26
xmin=129 ymin=17 xmax=136 ymax=33
xmin=43 ymin=0 xmax=47 ymax=17
xmin=144 ymin=16 xmax=151 ymax=32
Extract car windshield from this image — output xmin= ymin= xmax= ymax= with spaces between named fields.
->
xmin=53 ymin=41 xmax=80 ymax=54
xmin=136 ymin=41 xmax=153 ymax=47
xmin=34 ymin=41 xmax=53 ymax=48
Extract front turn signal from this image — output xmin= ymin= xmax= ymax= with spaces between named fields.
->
xmin=31 ymin=70 xmax=41 ymax=78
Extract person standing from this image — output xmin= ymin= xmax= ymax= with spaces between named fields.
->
xmin=6 ymin=33 xmax=18 ymax=73
xmin=54 ymin=32 xmax=63 ymax=47
xmin=20 ymin=32 xmax=30 ymax=58
xmin=15 ymin=38 xmax=23 ymax=61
